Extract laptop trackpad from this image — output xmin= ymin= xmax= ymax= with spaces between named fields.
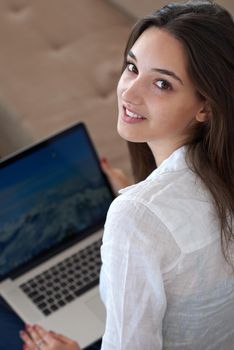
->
xmin=40 ymin=298 xmax=105 ymax=348
xmin=85 ymin=295 xmax=106 ymax=323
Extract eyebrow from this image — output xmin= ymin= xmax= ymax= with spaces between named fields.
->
xmin=128 ymin=50 xmax=184 ymax=85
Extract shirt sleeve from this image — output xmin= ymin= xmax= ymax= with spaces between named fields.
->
xmin=99 ymin=196 xmax=169 ymax=350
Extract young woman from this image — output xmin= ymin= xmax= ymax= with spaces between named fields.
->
xmin=20 ymin=0 xmax=234 ymax=349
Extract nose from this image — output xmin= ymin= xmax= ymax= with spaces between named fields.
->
xmin=121 ymin=77 xmax=144 ymax=105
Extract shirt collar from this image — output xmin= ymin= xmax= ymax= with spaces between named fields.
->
xmin=119 ymin=146 xmax=188 ymax=194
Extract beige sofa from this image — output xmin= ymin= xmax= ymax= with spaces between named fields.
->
xmin=111 ymin=0 xmax=234 ymax=18
xmin=0 ymin=0 xmax=135 ymax=175
xmin=0 ymin=0 xmax=233 ymax=174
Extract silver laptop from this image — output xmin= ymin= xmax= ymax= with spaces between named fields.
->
xmin=0 ymin=122 xmax=115 ymax=348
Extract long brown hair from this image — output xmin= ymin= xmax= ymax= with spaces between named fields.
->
xmin=122 ymin=0 xmax=234 ymax=263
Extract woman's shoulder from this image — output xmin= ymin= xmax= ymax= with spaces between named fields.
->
xmin=110 ymin=167 xmax=220 ymax=254
xmin=117 ymin=165 xmax=196 ymax=205
xmin=104 ymin=184 xmax=182 ymax=273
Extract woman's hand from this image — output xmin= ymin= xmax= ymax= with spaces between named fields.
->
xmin=100 ymin=158 xmax=131 ymax=193
xmin=20 ymin=324 xmax=81 ymax=350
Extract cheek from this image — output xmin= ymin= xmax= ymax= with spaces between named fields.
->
xmin=116 ymin=80 xmax=121 ymax=96
xmin=117 ymin=78 xmax=128 ymax=114
xmin=117 ymin=84 xmax=123 ymax=112
xmin=148 ymin=96 xmax=198 ymax=134
xmin=175 ymin=98 xmax=201 ymax=124
xmin=162 ymin=94 xmax=199 ymax=122
xmin=117 ymin=74 xmax=125 ymax=96
xmin=117 ymin=71 xmax=132 ymax=100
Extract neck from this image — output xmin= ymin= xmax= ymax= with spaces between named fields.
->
xmin=148 ymin=140 xmax=184 ymax=166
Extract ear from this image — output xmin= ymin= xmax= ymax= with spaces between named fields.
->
xmin=195 ymin=101 xmax=211 ymax=122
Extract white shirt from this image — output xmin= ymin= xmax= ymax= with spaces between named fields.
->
xmin=99 ymin=146 xmax=234 ymax=349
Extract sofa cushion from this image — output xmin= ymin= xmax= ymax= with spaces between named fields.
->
xmin=0 ymin=0 xmax=133 ymax=174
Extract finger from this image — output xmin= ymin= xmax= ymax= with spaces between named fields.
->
xmin=33 ymin=324 xmax=49 ymax=338
xmin=35 ymin=326 xmax=81 ymax=349
xmin=100 ymin=158 xmax=113 ymax=174
xmin=34 ymin=324 xmax=56 ymax=345
xmin=19 ymin=330 xmax=37 ymax=350
xmin=100 ymin=158 xmax=131 ymax=192
xmin=26 ymin=324 xmax=45 ymax=347
xmin=49 ymin=330 xmax=77 ymax=344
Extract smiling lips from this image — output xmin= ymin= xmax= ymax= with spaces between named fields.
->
xmin=122 ymin=107 xmax=146 ymax=123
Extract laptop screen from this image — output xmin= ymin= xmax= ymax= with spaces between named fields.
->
xmin=0 ymin=122 xmax=115 ymax=281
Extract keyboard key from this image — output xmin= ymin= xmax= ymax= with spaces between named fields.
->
xmin=51 ymin=304 xmax=59 ymax=312
xmin=20 ymin=238 xmax=102 ymax=316
xmin=38 ymin=302 xmax=47 ymax=310
xmin=43 ymin=309 xmax=51 ymax=316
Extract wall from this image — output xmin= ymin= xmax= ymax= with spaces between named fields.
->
xmin=110 ymin=0 xmax=234 ymax=18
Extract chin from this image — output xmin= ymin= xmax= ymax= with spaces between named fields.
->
xmin=117 ymin=124 xmax=145 ymax=143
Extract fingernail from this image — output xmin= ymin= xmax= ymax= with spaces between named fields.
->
xmin=19 ymin=330 xmax=24 ymax=337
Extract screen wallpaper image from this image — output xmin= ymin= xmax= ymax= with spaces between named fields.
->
xmin=0 ymin=127 xmax=113 ymax=279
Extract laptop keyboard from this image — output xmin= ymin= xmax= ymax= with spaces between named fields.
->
xmin=20 ymin=238 xmax=102 ymax=316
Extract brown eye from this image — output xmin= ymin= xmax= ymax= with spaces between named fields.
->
xmin=127 ymin=62 xmax=138 ymax=74
xmin=155 ymin=80 xmax=172 ymax=90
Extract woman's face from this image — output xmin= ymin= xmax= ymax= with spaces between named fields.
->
xmin=117 ymin=27 xmax=206 ymax=163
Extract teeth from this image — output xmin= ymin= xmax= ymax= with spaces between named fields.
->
xmin=126 ymin=108 xmax=144 ymax=119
